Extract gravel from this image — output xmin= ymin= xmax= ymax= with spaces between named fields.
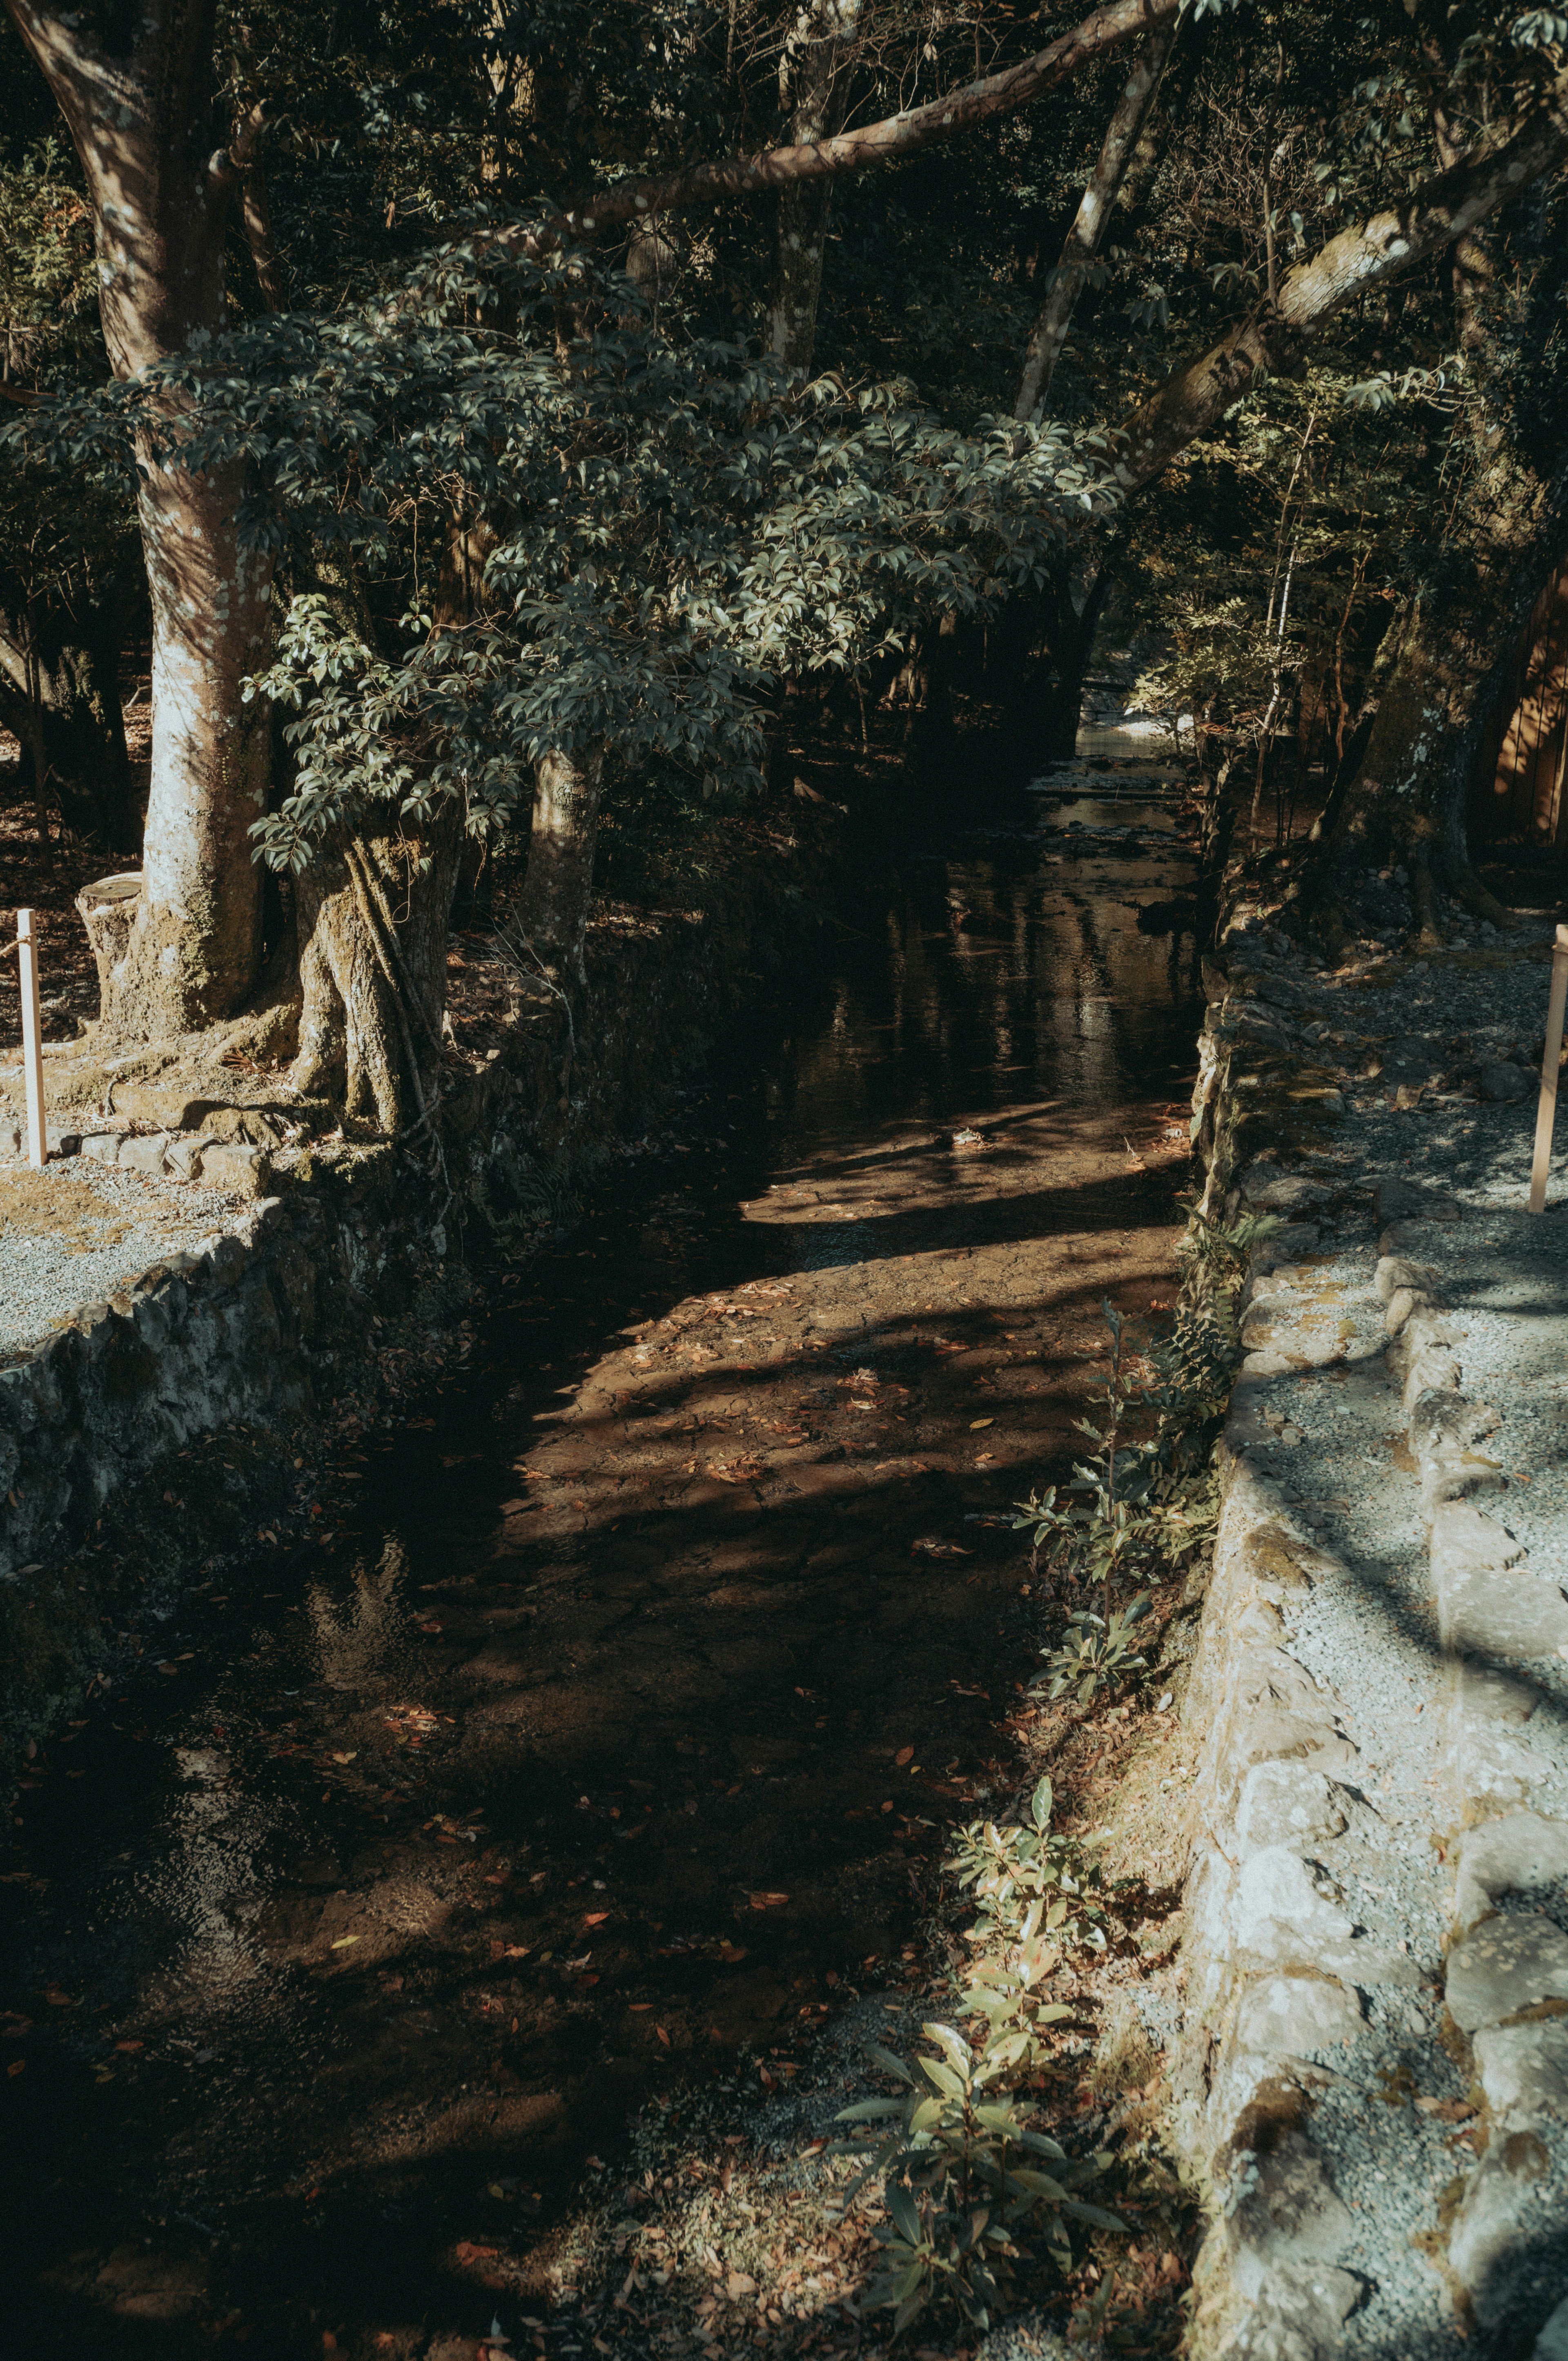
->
xmin=0 ymin=1146 xmax=245 ymax=1363
xmin=1204 ymin=907 xmax=1568 ymax=2357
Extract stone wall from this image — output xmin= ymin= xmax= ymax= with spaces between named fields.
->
xmin=0 ymin=858 xmax=817 ymax=1740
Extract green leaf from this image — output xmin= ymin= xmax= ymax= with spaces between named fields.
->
xmin=1060 ymin=2200 xmax=1129 ymax=2231
xmin=922 ymin=2022 xmax=973 ymax=2077
xmin=887 ymin=2182 xmax=923 ymax=2245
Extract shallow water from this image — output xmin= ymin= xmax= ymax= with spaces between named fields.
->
xmin=1 ymin=751 xmax=1202 ymax=2354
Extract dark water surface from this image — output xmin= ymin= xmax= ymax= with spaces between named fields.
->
xmin=2 ymin=754 xmax=1201 ymax=2354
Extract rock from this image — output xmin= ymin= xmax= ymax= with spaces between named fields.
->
xmin=80 ymin=1131 xmax=123 ymax=1165
xmin=117 ymin=1133 xmax=172 ymax=1177
xmin=1240 ymin=1173 xmax=1330 ymax=1214
xmin=1374 ymin=1177 xmax=1463 ymax=1226
xmin=1479 ymin=1061 xmax=1533 ymax=1103
xmin=110 ymin=1082 xmax=215 ymax=1129
xmin=1222 ymin=2130 xmax=1354 ymax=2295
xmin=1445 ymin=1915 xmax=1568 ymax=2033
xmin=200 ymin=1105 xmax=287 ymax=1149
xmin=1375 ymin=1252 xmax=1439 ymax=1303
xmin=1223 ymin=2261 xmax=1363 ymax=2361
xmin=1537 ymin=2292 xmax=1568 ymax=2358
xmin=1447 ymin=2132 xmax=1568 ymax=2333
xmin=195 ymin=1142 xmax=267 ymax=1197
xmin=1453 ymin=1815 xmax=1568 ymax=1938
xmin=1232 ymin=1973 xmax=1364 ymax=2059
xmin=1438 ymin=1557 xmax=1568 ymax=1662
xmin=163 ymin=1136 xmax=205 ymax=1184
xmin=1383 ymin=1284 xmax=1430 ymax=1334
xmin=1235 ymin=1765 xmax=1350 ymax=1855
xmin=1473 ymin=2017 xmax=1568 ymax=2122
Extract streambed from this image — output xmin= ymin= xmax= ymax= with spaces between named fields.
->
xmin=1 ymin=745 xmax=1202 ymax=2354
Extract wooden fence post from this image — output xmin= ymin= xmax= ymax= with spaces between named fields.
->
xmin=1528 ymin=922 xmax=1568 ymax=1214
xmin=16 ymin=908 xmax=48 ymax=1170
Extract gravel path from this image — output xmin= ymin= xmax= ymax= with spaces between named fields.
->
xmin=0 ymin=1147 xmax=245 ymax=1364
xmin=1183 ymin=906 xmax=1568 ymax=2360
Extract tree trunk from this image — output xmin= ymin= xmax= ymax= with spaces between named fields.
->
xmin=766 ymin=0 xmax=862 ymax=379
xmin=6 ymin=0 xmax=273 ymax=1036
xmin=1013 ymin=22 xmax=1174 ymax=423
xmin=515 ymin=747 xmax=605 ymax=987
xmin=107 ymin=454 xmax=272 ymax=1032
xmin=292 ymin=803 xmax=463 ymax=1134
xmin=1332 ymin=455 xmax=1568 ymax=931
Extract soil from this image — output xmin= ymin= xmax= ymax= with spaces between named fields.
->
xmin=0 ymin=747 xmax=1207 ymax=2358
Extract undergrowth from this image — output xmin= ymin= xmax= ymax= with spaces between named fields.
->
xmin=823 ymin=1207 xmax=1277 ymax=2339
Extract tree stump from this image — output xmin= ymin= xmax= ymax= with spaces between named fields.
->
xmin=76 ymin=872 xmax=143 ymax=1007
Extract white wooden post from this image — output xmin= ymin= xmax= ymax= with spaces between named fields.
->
xmin=16 ymin=907 xmax=47 ymax=1169
xmin=1528 ymin=922 xmax=1568 ymax=1214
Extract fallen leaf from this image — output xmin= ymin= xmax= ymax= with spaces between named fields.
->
xmin=748 ymin=1892 xmax=790 ymax=1909
xmin=629 ymin=2002 xmax=653 ymax=2011
xmin=331 ymin=1751 xmax=357 ymax=1764
xmin=330 ymin=1935 xmax=361 ymax=1950
xmin=895 ymin=1746 xmax=914 ymax=1766
xmin=969 ymin=1417 xmax=994 ymax=1430
xmin=114 ymin=2039 xmax=143 ymax=2052
xmin=718 ymin=1942 xmax=748 ymax=1963
xmin=7 ymin=2060 xmax=23 ymax=2077
xmin=42 ymin=1986 xmax=74 ymax=2008
xmin=583 ymin=1911 xmax=610 ymax=1926
xmin=455 ymin=2242 xmax=499 ymax=2265
xmin=656 ymin=2024 xmax=671 ymax=2046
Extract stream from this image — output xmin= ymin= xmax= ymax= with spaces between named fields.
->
xmin=2 ymin=731 xmax=1202 ymax=2355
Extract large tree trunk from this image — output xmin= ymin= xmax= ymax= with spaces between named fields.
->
xmin=766 ymin=0 xmax=862 ymax=380
xmin=292 ymin=804 xmax=463 ymax=1134
xmin=6 ymin=0 xmax=272 ymax=1036
xmin=514 ymin=747 xmax=605 ymax=987
xmin=118 ymin=455 xmax=272 ymax=1030
xmin=1013 ymin=22 xmax=1174 ymax=423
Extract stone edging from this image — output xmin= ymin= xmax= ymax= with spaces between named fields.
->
xmin=0 ymin=855 xmax=821 ymax=1741
xmin=1172 ymin=939 xmax=1568 ymax=2360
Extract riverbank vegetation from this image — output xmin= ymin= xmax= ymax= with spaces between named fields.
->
xmin=2 ymin=0 xmax=1566 ymax=1109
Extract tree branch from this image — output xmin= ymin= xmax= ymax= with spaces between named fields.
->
xmin=541 ymin=0 xmax=1183 ymax=250
xmin=1014 ymin=20 xmax=1176 ymax=424
xmin=1104 ymin=65 xmax=1568 ymax=503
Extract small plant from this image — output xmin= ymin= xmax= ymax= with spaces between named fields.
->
xmin=946 ymin=1775 xmax=1111 ymax=1958
xmin=832 ymin=2013 xmax=1123 ymax=2334
xmin=1011 ymin=1301 xmax=1164 ymax=1612
xmin=1040 ymin=1594 xmax=1154 ymax=1708
xmin=1176 ymin=1198 xmax=1282 ymax=1286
